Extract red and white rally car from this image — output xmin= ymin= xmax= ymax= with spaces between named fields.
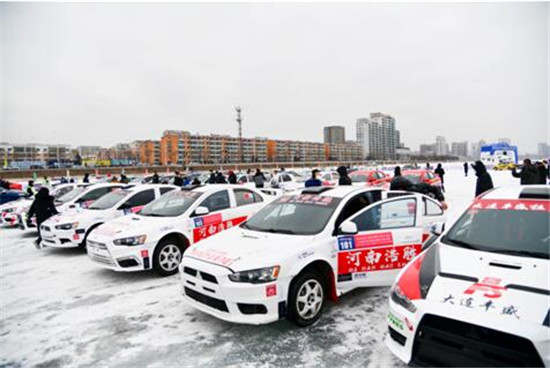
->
xmin=386 ymin=186 xmax=550 ymax=367
xmin=39 ymin=184 xmax=176 ymax=249
xmin=179 ymin=186 xmax=445 ymax=325
xmin=400 ymin=169 xmax=441 ymax=187
xmin=350 ymin=170 xmax=390 ymax=188
xmin=86 ymin=185 xmax=272 ymax=276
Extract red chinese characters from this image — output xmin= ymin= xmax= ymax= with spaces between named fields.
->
xmin=337 ymin=244 xmax=421 ymax=275
xmin=192 ymin=216 xmax=247 ymax=242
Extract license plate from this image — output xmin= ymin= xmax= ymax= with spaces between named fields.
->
xmin=89 ymin=246 xmax=109 ymax=257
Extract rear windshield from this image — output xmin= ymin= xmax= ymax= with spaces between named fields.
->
xmin=443 ymin=200 xmax=549 ymax=260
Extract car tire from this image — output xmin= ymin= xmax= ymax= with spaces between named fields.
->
xmin=79 ymin=223 xmax=101 ymax=250
xmin=153 ymin=238 xmax=184 ymax=276
xmin=288 ymin=271 xmax=326 ymax=327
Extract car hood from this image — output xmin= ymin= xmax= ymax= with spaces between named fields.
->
xmin=185 ymin=227 xmax=315 ymax=271
xmin=92 ymin=214 xmax=172 ymax=238
xmin=425 ymin=242 xmax=549 ymax=326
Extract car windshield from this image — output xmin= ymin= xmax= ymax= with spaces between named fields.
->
xmin=403 ymin=175 xmax=421 ymax=183
xmin=88 ymin=190 xmax=129 ymax=210
xmin=56 ymin=187 xmax=86 ymax=203
xmin=443 ymin=200 xmax=550 ymax=260
xmin=140 ymin=190 xmax=201 ymax=217
xmin=241 ymin=194 xmax=341 ymax=235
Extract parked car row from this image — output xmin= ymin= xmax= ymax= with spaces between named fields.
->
xmin=3 ymin=172 xmax=546 ymax=366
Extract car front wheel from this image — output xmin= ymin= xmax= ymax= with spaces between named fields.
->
xmin=288 ymin=271 xmax=325 ymax=326
xmin=153 ymin=239 xmax=184 ymax=276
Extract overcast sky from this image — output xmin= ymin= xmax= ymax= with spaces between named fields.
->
xmin=1 ymin=2 xmax=548 ymax=152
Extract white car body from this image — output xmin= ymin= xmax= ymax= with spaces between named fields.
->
xmin=19 ymin=183 xmax=126 ymax=230
xmin=1 ymin=183 xmax=79 ymax=227
xmin=385 ymin=186 xmax=550 ymax=367
xmin=269 ymin=172 xmax=302 ymax=192
xmin=86 ymin=185 xmax=273 ymax=276
xmin=39 ymin=184 xmax=176 ymax=249
xmin=179 ymin=186 xmax=446 ymax=325
xmin=319 ymin=171 xmax=339 ymax=186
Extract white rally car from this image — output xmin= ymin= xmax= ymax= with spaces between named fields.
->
xmin=0 ymin=183 xmax=77 ymax=227
xmin=386 ymin=186 xmax=550 ymax=367
xmin=179 ymin=186 xmax=446 ymax=325
xmin=86 ymin=185 xmax=272 ymax=276
xmin=19 ymin=183 xmax=126 ymax=230
xmin=39 ymin=184 xmax=176 ymax=249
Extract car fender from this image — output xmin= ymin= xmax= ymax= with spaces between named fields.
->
xmin=287 ymin=255 xmax=338 ymax=302
xmin=153 ymin=231 xmax=191 ymax=253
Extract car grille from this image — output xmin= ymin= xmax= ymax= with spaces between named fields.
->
xmin=88 ymin=252 xmax=115 ymax=266
xmin=184 ymin=287 xmax=228 ymax=312
xmin=87 ymin=240 xmax=107 ymax=249
xmin=183 ymin=266 xmax=218 ymax=284
xmin=411 ymin=314 xmax=543 ymax=367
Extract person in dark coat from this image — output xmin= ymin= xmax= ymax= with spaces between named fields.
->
xmin=434 ymin=163 xmax=445 ymax=192
xmin=472 ymin=161 xmax=494 ymax=197
xmin=511 ymin=159 xmax=539 ymax=185
xmin=305 ymin=170 xmax=322 ymax=187
xmin=173 ymin=171 xmax=184 ymax=187
xmin=337 ymin=166 xmax=352 ymax=186
xmin=215 ymin=171 xmax=227 ymax=184
xmin=152 ymin=171 xmax=160 ymax=184
xmin=228 ymin=171 xmax=237 ymax=184
xmin=120 ymin=174 xmax=130 ymax=184
xmin=83 ymin=173 xmax=90 ymax=183
xmin=536 ymin=161 xmax=548 ymax=185
xmin=192 ymin=177 xmax=201 ymax=185
xmin=27 ymin=187 xmax=58 ymax=248
xmin=463 ymin=162 xmax=468 ymax=177
xmin=26 ymin=180 xmax=35 ymax=197
xmin=253 ymin=169 xmax=266 ymax=188
xmin=390 ymin=166 xmax=409 ymax=191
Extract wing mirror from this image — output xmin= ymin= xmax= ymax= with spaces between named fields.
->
xmin=339 ymin=221 xmax=358 ymax=235
xmin=430 ymin=222 xmax=445 ymax=237
xmin=194 ymin=206 xmax=210 ymax=216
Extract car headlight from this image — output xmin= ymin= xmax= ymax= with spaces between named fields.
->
xmin=113 ymin=235 xmax=147 ymax=246
xmin=55 ymin=222 xmax=79 ymax=230
xmin=228 ymin=266 xmax=280 ymax=284
xmin=390 ymin=284 xmax=417 ymax=313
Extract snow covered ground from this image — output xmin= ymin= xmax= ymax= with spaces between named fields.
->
xmin=0 ymin=166 xmax=519 ymax=367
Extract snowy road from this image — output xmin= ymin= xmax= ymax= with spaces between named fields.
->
xmin=0 ymin=167 xmax=518 ymax=367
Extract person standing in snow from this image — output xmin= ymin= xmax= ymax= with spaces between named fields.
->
xmin=83 ymin=173 xmax=90 ymax=183
xmin=434 ymin=163 xmax=445 ymax=192
xmin=511 ymin=159 xmax=539 ymax=185
xmin=472 ymin=161 xmax=494 ymax=197
xmin=152 ymin=171 xmax=160 ymax=184
xmin=228 ymin=171 xmax=237 ymax=184
xmin=535 ymin=161 xmax=548 ymax=185
xmin=463 ymin=162 xmax=469 ymax=177
xmin=173 ymin=171 xmax=184 ymax=187
xmin=27 ymin=187 xmax=58 ymax=248
xmin=337 ymin=166 xmax=352 ymax=186
xmin=253 ymin=169 xmax=266 ymax=188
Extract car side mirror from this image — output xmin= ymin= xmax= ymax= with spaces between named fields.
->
xmin=430 ymin=222 xmax=445 ymax=236
xmin=194 ymin=206 xmax=209 ymax=216
xmin=339 ymin=221 xmax=358 ymax=235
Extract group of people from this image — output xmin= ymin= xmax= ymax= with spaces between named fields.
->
xmin=304 ymin=166 xmax=352 ymax=187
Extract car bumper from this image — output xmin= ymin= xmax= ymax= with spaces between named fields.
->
xmin=1 ymin=212 xmax=19 ymax=226
xmin=40 ymin=227 xmax=84 ymax=248
xmin=385 ymin=298 xmax=549 ymax=366
xmin=179 ymin=257 xmax=285 ymax=325
xmin=86 ymin=234 xmax=153 ymax=272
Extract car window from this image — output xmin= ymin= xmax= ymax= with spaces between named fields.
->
xmin=238 ymin=176 xmax=248 ymax=184
xmin=121 ymin=189 xmax=155 ymax=209
xmin=53 ymin=186 xmax=73 ymax=198
xmin=234 ymin=189 xmax=262 ymax=206
xmin=322 ymin=174 xmax=331 ymax=181
xmin=282 ymin=174 xmax=292 ymax=182
xmin=200 ymin=190 xmax=230 ymax=212
xmin=352 ymin=198 xmax=417 ymax=231
xmin=425 ymin=198 xmax=443 ymax=216
xmin=426 ymin=172 xmax=435 ymax=179
xmin=351 ymin=174 xmax=368 ymax=183
xmin=80 ymin=187 xmax=115 ymax=201
xmin=334 ymin=192 xmax=381 ymax=232
xmin=160 ymin=187 xmax=175 ymax=195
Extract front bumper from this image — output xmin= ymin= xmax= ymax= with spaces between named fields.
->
xmin=385 ymin=298 xmax=549 ymax=366
xmin=86 ymin=234 xmax=153 ymax=272
xmin=40 ymin=226 xmax=84 ymax=248
xmin=1 ymin=212 xmax=19 ymax=226
xmin=179 ymin=257 xmax=285 ymax=325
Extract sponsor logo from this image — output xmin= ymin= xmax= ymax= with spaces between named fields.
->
xmin=464 ymin=277 xmax=506 ymax=298
xmin=388 ymin=312 xmax=404 ymax=331
xmin=337 ymin=244 xmax=420 ymax=275
xmin=298 ymin=250 xmax=315 ymax=260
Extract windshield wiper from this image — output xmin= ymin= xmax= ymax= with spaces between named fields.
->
xmin=484 ymin=249 xmax=549 ymax=260
xmin=263 ymin=228 xmax=296 ymax=235
xmin=442 ymin=236 xmax=482 ymax=251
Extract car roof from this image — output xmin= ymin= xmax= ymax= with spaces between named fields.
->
xmin=481 ymin=185 xmax=550 ymax=201
xmin=401 ymin=169 xmax=427 ymax=174
xmin=302 ymin=185 xmax=380 ymax=198
xmin=350 ymin=170 xmax=379 ymax=174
